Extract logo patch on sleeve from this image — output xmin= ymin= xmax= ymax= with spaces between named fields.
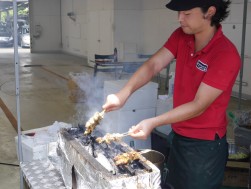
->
xmin=196 ymin=60 xmax=208 ymax=72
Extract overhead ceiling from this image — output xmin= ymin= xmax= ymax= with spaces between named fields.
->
xmin=0 ymin=0 xmax=28 ymax=12
xmin=0 ymin=1 xmax=12 ymax=9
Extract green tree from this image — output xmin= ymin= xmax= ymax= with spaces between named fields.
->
xmin=18 ymin=6 xmax=28 ymax=17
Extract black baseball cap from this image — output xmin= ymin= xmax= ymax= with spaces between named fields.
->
xmin=166 ymin=0 xmax=217 ymax=11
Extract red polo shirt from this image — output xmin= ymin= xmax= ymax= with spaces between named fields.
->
xmin=164 ymin=26 xmax=241 ymax=140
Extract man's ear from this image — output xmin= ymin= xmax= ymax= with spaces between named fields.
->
xmin=206 ymin=6 xmax=216 ymax=18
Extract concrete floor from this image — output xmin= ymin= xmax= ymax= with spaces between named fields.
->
xmin=0 ymin=48 xmax=94 ymax=189
xmin=0 ymin=47 xmax=250 ymax=189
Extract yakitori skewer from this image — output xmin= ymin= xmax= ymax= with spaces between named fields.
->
xmin=84 ymin=110 xmax=105 ymax=135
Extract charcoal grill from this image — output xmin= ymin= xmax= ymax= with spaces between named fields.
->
xmin=57 ymin=126 xmax=161 ymax=189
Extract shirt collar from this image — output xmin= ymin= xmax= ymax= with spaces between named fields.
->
xmin=186 ymin=24 xmax=223 ymax=56
xmin=202 ymin=24 xmax=223 ymax=53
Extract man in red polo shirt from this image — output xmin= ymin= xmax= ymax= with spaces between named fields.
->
xmin=103 ymin=0 xmax=241 ymax=188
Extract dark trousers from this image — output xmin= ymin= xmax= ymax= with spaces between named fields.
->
xmin=167 ymin=132 xmax=228 ymax=189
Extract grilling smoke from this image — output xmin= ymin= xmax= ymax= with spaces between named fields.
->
xmin=69 ymin=72 xmax=114 ymax=132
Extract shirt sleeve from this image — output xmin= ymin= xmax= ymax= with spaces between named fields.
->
xmin=203 ymin=51 xmax=241 ymax=91
xmin=163 ymin=28 xmax=183 ymax=58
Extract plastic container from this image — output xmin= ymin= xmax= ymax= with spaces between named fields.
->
xmin=228 ymin=142 xmax=249 ymax=161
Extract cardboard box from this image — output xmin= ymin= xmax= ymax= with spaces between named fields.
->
xmin=222 ymin=167 xmax=249 ymax=187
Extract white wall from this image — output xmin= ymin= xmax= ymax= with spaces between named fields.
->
xmin=222 ymin=2 xmax=251 ymax=97
xmin=60 ymin=0 xmax=115 ymax=59
xmin=114 ymin=0 xmax=142 ymax=60
xmin=29 ymin=0 xmax=61 ymax=53
xmin=61 ymin=0 xmax=87 ymax=56
xmin=140 ymin=1 xmax=179 ymax=54
xmin=86 ymin=0 xmax=114 ymax=66
xmin=58 ymin=0 xmax=178 ymax=60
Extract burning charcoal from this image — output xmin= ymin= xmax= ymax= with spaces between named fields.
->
xmin=113 ymin=145 xmax=128 ymax=156
xmin=99 ymin=142 xmax=108 ymax=149
xmin=118 ymin=146 xmax=130 ymax=153
xmin=90 ymin=137 xmax=97 ymax=158
xmin=77 ymin=124 xmax=84 ymax=132
xmin=108 ymin=142 xmax=117 ymax=148
xmin=62 ymin=130 xmax=75 ymax=141
xmin=81 ymin=135 xmax=92 ymax=146
xmin=68 ymin=127 xmax=79 ymax=135
xmin=122 ymin=165 xmax=135 ymax=176
xmin=117 ymin=165 xmax=127 ymax=174
xmin=130 ymin=161 xmax=140 ymax=170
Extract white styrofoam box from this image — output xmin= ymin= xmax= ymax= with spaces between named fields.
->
xmin=104 ymin=80 xmax=158 ymax=110
xmin=15 ymin=135 xmax=48 ymax=162
xmin=155 ymin=96 xmax=173 ymax=135
xmin=15 ymin=122 xmax=72 ymax=162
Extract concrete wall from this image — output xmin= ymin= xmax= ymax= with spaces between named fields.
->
xmin=223 ymin=2 xmax=251 ymax=97
xmin=61 ymin=0 xmax=87 ymax=56
xmin=140 ymin=0 xmax=179 ymax=54
xmin=29 ymin=0 xmax=61 ymax=53
xmin=86 ymin=0 xmax=114 ymax=65
xmin=114 ymin=0 xmax=142 ymax=60
xmin=59 ymin=0 xmax=179 ymax=59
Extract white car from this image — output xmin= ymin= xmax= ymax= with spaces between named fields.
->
xmin=0 ymin=25 xmax=13 ymax=47
xmin=18 ymin=26 xmax=30 ymax=48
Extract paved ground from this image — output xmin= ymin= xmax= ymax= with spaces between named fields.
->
xmin=0 ymin=47 xmax=91 ymax=189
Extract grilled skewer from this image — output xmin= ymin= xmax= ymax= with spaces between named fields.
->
xmin=113 ymin=150 xmax=153 ymax=171
xmin=114 ymin=151 xmax=141 ymax=166
xmin=96 ymin=132 xmax=130 ymax=144
xmin=84 ymin=110 xmax=105 ymax=135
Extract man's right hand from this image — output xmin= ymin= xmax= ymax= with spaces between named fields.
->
xmin=102 ymin=93 xmax=124 ymax=112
